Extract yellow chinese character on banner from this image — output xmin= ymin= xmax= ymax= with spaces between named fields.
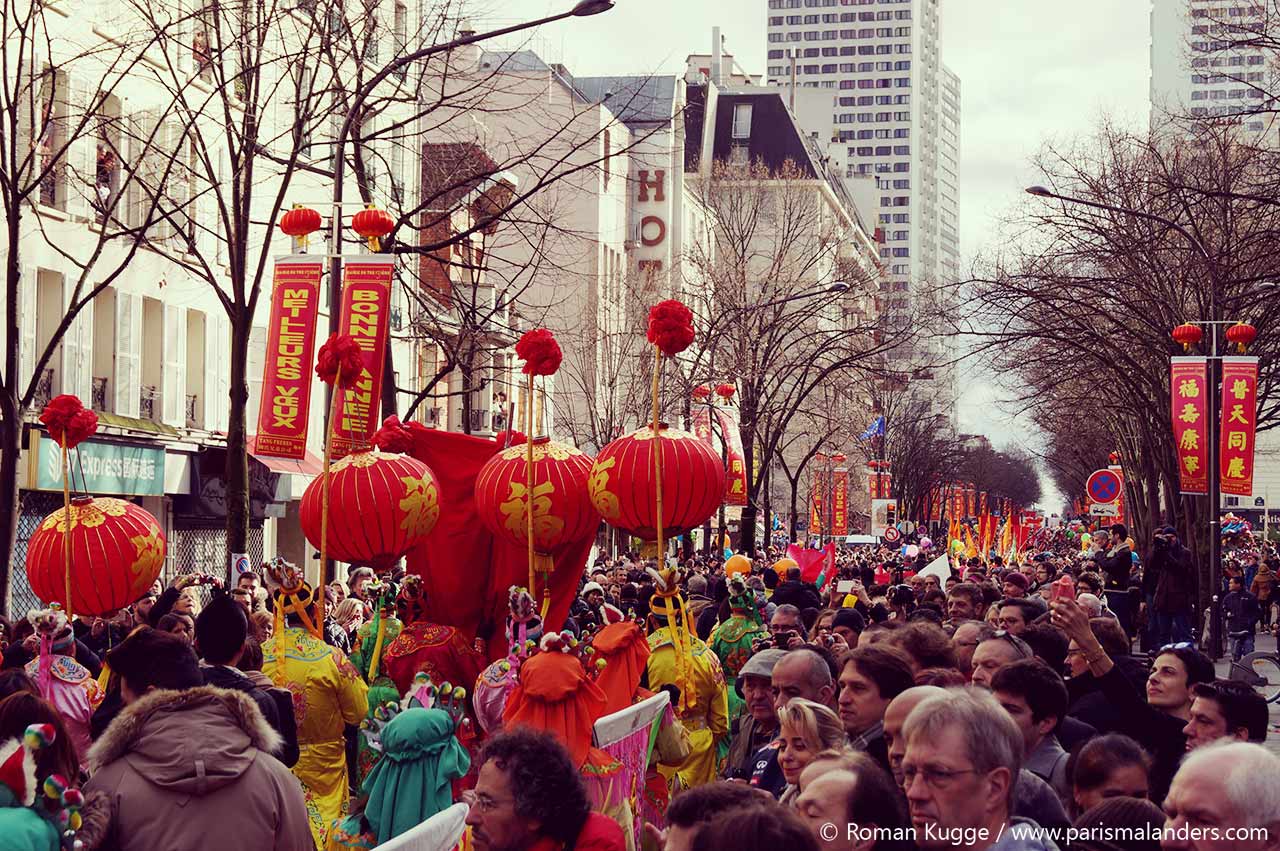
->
xmin=1179 ymin=429 xmax=1200 ymax=451
xmin=1178 ymin=379 xmax=1200 ymax=398
xmin=1232 ymin=378 xmax=1250 ymax=400
xmin=1183 ymin=455 xmax=1201 ymax=475
xmin=1226 ymin=457 xmax=1247 ymax=479
xmin=1227 ymin=431 xmax=1249 ymax=451
xmin=1179 ymin=403 xmax=1201 ymax=425
xmin=1229 ymin=404 xmax=1249 ymax=425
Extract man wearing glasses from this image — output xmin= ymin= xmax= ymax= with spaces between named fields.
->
xmin=969 ymin=631 xmax=1033 ymax=690
xmin=901 ymin=689 xmax=1056 ymax=851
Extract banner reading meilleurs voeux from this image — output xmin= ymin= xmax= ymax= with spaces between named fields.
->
xmin=254 ymin=257 xmax=323 ymax=459
xmin=1220 ymin=356 xmax=1259 ymax=497
xmin=329 ymin=256 xmax=394 ymax=460
xmin=1170 ymin=357 xmax=1209 ymax=495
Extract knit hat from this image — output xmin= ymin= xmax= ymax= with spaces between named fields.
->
xmin=832 ymin=608 xmax=866 ymax=634
xmin=582 ymin=582 xmax=605 ymax=598
xmin=591 ymin=622 xmax=651 ymax=715
xmin=106 ymin=627 xmax=203 ymax=693
xmin=0 ymin=724 xmax=80 ymax=851
xmin=195 ymin=589 xmax=249 ymax=665
xmin=1071 ymin=797 xmax=1165 ymax=851
xmin=1003 ymin=571 xmax=1029 ymax=591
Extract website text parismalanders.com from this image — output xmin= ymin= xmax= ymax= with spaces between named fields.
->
xmin=819 ymin=821 xmax=1272 ymax=846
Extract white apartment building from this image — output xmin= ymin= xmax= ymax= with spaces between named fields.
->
xmin=1150 ymin=0 xmax=1279 ymax=138
xmin=3 ymin=0 xmax=425 ymax=608
xmin=762 ymin=0 xmax=959 ymax=426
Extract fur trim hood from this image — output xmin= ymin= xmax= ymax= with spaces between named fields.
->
xmin=88 ymin=686 xmax=282 ymax=794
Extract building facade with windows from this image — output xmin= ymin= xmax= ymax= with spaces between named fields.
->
xmin=762 ymin=0 xmax=960 ymax=425
xmin=2 ymin=0 xmax=425 ymax=608
xmin=1150 ymin=0 xmax=1279 ymax=138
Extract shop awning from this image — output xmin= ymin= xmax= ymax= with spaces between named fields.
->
xmin=247 ymin=436 xmax=324 ymax=477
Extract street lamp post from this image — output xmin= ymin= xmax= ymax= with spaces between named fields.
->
xmin=1026 ymin=185 xmax=1226 ymax=658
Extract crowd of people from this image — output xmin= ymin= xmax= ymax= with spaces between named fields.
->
xmin=0 ymin=520 xmax=1277 ymax=851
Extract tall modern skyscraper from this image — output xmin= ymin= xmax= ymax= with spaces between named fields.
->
xmin=764 ymin=0 xmax=960 ymax=422
xmin=1150 ymin=0 xmax=1279 ymax=139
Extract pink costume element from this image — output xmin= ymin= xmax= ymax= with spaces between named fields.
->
xmin=25 ymin=651 xmax=101 ymax=766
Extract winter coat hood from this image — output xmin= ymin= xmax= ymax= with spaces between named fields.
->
xmin=87 ymin=686 xmax=282 ymax=796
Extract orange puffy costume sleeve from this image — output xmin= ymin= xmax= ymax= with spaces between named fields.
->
xmin=591 ymin=623 xmax=651 ymax=716
xmin=502 ymin=652 xmax=607 ymax=767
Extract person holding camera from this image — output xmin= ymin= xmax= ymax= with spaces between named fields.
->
xmin=1147 ymin=525 xmax=1196 ymax=648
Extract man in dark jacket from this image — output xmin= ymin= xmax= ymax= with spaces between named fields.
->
xmin=770 ymin=567 xmax=822 ymax=612
xmin=195 ymin=590 xmax=299 ymax=767
xmin=1223 ymin=575 xmax=1261 ymax=662
xmin=1100 ymin=524 xmax=1135 ymax=640
xmin=1149 ymin=525 xmax=1196 ymax=648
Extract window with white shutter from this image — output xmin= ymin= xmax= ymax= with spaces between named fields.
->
xmin=114 ymin=291 xmax=141 ymax=417
xmin=18 ymin=267 xmax=37 ymax=394
xmin=246 ymin=325 xmax=266 ymax=435
xmin=162 ymin=304 xmax=187 ymax=426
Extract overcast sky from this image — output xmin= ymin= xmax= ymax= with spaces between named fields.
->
xmin=487 ymin=0 xmax=1155 ymax=507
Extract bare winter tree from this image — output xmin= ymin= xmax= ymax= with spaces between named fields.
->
xmin=0 ymin=1 xmax=191 ymax=607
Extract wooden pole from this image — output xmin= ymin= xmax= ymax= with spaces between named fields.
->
xmin=652 ymin=346 xmax=664 ymax=565
xmin=319 ymin=366 xmax=342 ymax=633
xmin=526 ymin=372 xmax=536 ymax=597
xmin=61 ymin=442 xmax=73 ymax=620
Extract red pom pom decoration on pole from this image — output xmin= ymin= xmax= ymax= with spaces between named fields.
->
xmin=515 ymin=329 xmax=563 ymax=616
xmin=38 ymin=395 xmax=99 ymax=620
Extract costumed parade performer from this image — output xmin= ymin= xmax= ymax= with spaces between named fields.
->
xmin=347 ymin=580 xmax=403 ymax=782
xmin=708 ymin=573 xmax=766 ymax=720
xmin=261 ymin=558 xmax=369 ymax=847
xmin=327 ymin=676 xmax=471 ymax=850
xmin=473 ymin=587 xmax=543 ymax=736
xmin=381 ymin=577 xmax=485 ymax=704
xmin=645 ymin=567 xmax=728 ymax=791
xmin=24 ymin=606 xmax=102 ymax=768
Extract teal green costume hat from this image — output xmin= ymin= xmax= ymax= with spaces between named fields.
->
xmin=361 ymin=708 xmax=470 ymax=846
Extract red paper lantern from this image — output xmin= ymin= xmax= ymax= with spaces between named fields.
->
xmin=25 ymin=496 xmax=165 ymax=616
xmin=1226 ymin=322 xmax=1257 ymax=353
xmin=301 ymin=448 xmax=441 ymax=569
xmin=474 ymin=438 xmax=600 ymax=558
xmin=351 ymin=206 xmax=395 ymax=250
xmin=691 ymin=385 xmax=711 ymax=401
xmin=588 ymin=424 xmax=725 ymax=545
xmin=832 ymin=453 xmax=847 ymax=464
xmin=714 ymin=383 xmax=736 ymax=400
xmin=1172 ymin=322 xmax=1203 ymax=351
xmin=279 ymin=205 xmax=322 ymax=237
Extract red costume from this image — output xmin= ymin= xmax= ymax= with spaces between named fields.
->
xmin=381 ymin=576 xmax=485 ymax=698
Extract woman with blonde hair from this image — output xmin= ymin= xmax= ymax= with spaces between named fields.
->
xmin=776 ymin=698 xmax=849 ymax=806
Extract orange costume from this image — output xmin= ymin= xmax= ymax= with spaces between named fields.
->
xmin=503 ymin=638 xmax=633 ymax=849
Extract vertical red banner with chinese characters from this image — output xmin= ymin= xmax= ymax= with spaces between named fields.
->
xmin=809 ymin=461 xmax=826 ymax=535
xmin=832 ymin=466 xmax=848 ymax=537
xmin=329 ymin=257 xmax=393 ymax=459
xmin=1220 ymin=356 xmax=1259 ymax=497
xmin=254 ymin=257 xmax=322 ymax=458
xmin=1170 ymin=357 xmax=1209 ymax=495
xmin=950 ymin=484 xmax=964 ymax=520
xmin=965 ymin=484 xmax=975 ymax=518
xmin=930 ymin=486 xmax=943 ymax=523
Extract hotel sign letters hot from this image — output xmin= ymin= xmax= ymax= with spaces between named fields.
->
xmin=254 ymin=257 xmax=323 ymax=459
xmin=329 ymin=257 xmax=394 ymax=459
xmin=635 ymin=168 xmax=666 ymax=281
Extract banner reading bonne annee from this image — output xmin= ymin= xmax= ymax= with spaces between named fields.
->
xmin=1170 ymin=356 xmax=1209 ymax=495
xmin=330 ymin=256 xmax=394 ymax=460
xmin=254 ymin=257 xmax=323 ymax=459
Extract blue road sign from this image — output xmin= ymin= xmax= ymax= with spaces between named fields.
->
xmin=1086 ymin=469 xmax=1121 ymax=504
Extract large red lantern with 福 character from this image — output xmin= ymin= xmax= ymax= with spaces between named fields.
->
xmin=25 ymin=496 xmax=166 ymax=616
xmin=589 ymin=425 xmax=725 ymax=551
xmin=475 ymin=438 xmax=600 ymax=607
xmin=300 ymin=447 xmax=441 ymax=569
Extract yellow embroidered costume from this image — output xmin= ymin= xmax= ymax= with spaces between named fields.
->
xmin=261 ymin=558 xmax=369 ymax=848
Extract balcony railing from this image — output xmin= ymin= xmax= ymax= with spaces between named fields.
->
xmin=33 ymin=369 xmax=54 ymax=409
xmin=185 ymin=394 xmax=198 ymax=428
xmin=468 ymin=409 xmax=490 ymax=433
xmin=91 ymin=376 xmax=109 ymax=412
xmin=140 ymin=385 xmax=158 ymax=421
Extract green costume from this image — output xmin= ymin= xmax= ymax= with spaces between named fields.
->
xmin=709 ymin=579 xmax=766 ymax=720
xmin=348 ymin=586 xmax=404 ymax=783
